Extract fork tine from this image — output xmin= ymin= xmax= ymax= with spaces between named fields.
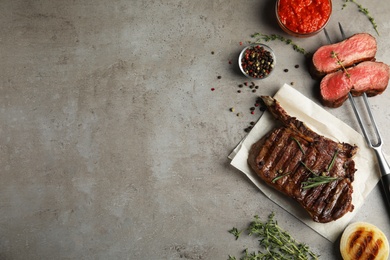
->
xmin=338 ymin=22 xmax=346 ymax=39
xmin=348 ymin=93 xmax=375 ymax=147
xmin=338 ymin=23 xmax=382 ymax=148
xmin=362 ymin=93 xmax=382 ymax=146
xmin=323 ymin=28 xmax=332 ymax=43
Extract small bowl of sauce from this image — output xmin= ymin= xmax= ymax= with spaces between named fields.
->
xmin=276 ymin=0 xmax=332 ymax=37
xmin=238 ymin=44 xmax=276 ymax=79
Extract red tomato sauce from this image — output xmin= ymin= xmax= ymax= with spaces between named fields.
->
xmin=277 ymin=0 xmax=331 ymax=34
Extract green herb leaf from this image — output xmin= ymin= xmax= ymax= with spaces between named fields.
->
xmin=229 ymin=213 xmax=319 ymax=259
xmin=342 ymin=0 xmax=379 ymax=35
xmin=291 ymin=137 xmax=305 ymax=154
xmin=300 ymin=150 xmax=341 ymax=189
xmin=299 ymin=161 xmax=317 ymax=176
xmin=229 ymin=227 xmax=242 ymax=240
xmin=331 ymin=51 xmax=350 ymax=78
xmin=302 ymin=175 xmax=341 ymax=189
xmin=272 ymin=171 xmax=292 ymax=183
xmin=251 ymin=33 xmax=307 ymax=55
xmin=327 ymin=150 xmax=339 ymax=172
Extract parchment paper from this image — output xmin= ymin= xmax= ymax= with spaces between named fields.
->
xmin=229 ymin=83 xmax=379 ymax=242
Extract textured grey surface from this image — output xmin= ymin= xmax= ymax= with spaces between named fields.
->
xmin=1 ymin=0 xmax=390 ymax=259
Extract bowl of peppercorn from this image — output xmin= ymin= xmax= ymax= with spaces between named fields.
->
xmin=238 ymin=44 xmax=276 ymax=79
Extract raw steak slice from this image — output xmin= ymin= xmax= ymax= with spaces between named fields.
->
xmin=312 ymin=33 xmax=377 ymax=77
xmin=320 ymin=61 xmax=389 ymax=107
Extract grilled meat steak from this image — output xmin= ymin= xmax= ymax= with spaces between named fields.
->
xmin=320 ymin=61 xmax=390 ymax=108
xmin=248 ymin=96 xmax=358 ymax=223
xmin=312 ymin=33 xmax=377 ymax=77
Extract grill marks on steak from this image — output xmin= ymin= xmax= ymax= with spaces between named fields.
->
xmin=320 ymin=61 xmax=390 ymax=107
xmin=248 ymin=96 xmax=358 ymax=223
xmin=312 ymin=33 xmax=377 ymax=77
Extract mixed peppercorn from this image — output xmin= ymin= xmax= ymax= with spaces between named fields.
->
xmin=210 ymin=44 xmax=300 ymax=133
xmin=240 ymin=45 xmax=275 ymax=79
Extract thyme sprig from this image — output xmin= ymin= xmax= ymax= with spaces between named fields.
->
xmin=228 ymin=213 xmax=319 ymax=260
xmin=342 ymin=0 xmax=379 ymax=35
xmin=251 ymin=33 xmax=307 ymax=55
xmin=331 ymin=51 xmax=350 ymax=78
xmin=228 ymin=227 xmax=242 ymax=240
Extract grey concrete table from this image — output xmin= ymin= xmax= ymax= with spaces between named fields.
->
xmin=1 ymin=0 xmax=390 ymax=259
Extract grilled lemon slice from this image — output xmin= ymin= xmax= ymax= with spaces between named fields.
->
xmin=340 ymin=222 xmax=389 ymax=260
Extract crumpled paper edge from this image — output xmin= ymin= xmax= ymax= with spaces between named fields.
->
xmin=229 ymin=83 xmax=379 ymax=242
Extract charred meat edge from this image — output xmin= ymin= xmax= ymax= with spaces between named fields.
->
xmin=248 ymin=96 xmax=358 ymax=223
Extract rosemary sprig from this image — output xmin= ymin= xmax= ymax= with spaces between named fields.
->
xmin=331 ymin=51 xmax=350 ymax=78
xmin=302 ymin=175 xmax=341 ymax=189
xmin=272 ymin=171 xmax=292 ymax=183
xmin=251 ymin=33 xmax=307 ymax=55
xmin=326 ymin=149 xmax=339 ymax=172
xmin=301 ymin=150 xmax=341 ymax=189
xmin=299 ymin=161 xmax=317 ymax=176
xmin=228 ymin=213 xmax=319 ymax=260
xmin=342 ymin=0 xmax=379 ymax=35
xmin=291 ymin=137 xmax=305 ymax=154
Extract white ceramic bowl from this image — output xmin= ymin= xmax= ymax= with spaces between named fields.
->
xmin=238 ymin=44 xmax=276 ymax=79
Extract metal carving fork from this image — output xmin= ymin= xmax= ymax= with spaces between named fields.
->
xmin=324 ymin=23 xmax=390 ymax=210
